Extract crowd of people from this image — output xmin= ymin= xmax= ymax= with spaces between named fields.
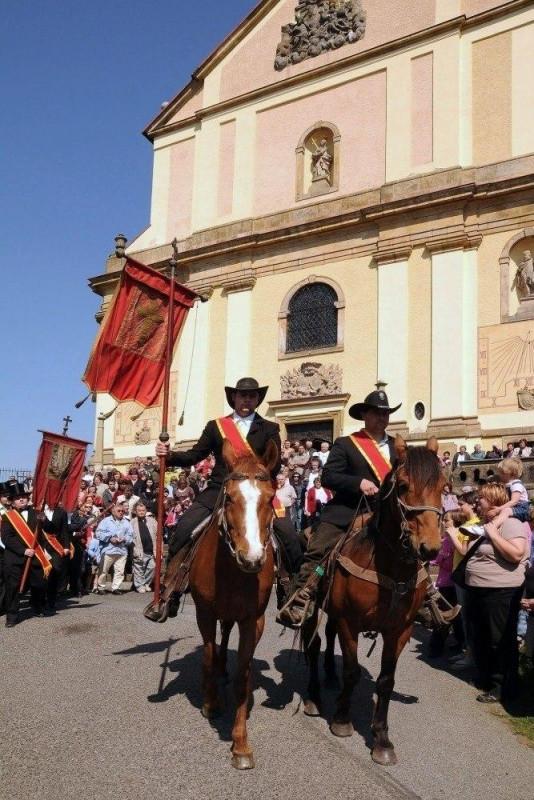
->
xmin=1 ymin=440 xmax=533 ymax=706
xmin=431 ymin=454 xmax=534 ymax=704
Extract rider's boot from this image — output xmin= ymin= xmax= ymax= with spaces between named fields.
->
xmin=276 ymin=565 xmax=325 ymax=629
xmin=143 ymin=590 xmax=182 ymax=623
xmin=418 ymin=584 xmax=461 ymax=629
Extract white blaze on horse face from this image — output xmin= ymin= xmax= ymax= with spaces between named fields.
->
xmin=238 ymin=479 xmax=263 ymax=561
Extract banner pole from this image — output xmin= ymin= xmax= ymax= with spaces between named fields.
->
xmin=152 ymin=239 xmax=178 ymax=606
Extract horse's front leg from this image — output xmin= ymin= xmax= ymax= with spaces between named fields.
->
xmin=195 ymin=606 xmax=221 ymax=719
xmin=302 ymin=611 xmax=322 ymax=716
xmin=219 ymin=620 xmax=233 ymax=683
xmin=331 ymin=618 xmax=361 ymax=738
xmin=324 ymin=617 xmax=338 ymax=687
xmin=231 ymin=615 xmax=264 ymax=770
xmin=371 ymin=625 xmax=412 ymax=766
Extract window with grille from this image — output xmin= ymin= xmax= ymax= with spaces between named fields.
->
xmin=286 ymin=283 xmax=338 ymax=353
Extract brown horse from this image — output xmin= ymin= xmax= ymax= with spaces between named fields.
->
xmin=302 ymin=435 xmax=444 ymax=766
xmin=189 ymin=439 xmax=278 ymax=770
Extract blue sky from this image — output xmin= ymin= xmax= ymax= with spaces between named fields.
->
xmin=0 ymin=0 xmax=254 ymax=468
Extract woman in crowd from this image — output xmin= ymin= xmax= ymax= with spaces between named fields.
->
xmin=173 ymin=473 xmax=195 ymax=505
xmin=516 ymin=438 xmax=532 ymax=458
xmin=93 ymin=473 xmax=112 ymax=506
xmin=441 ymin=481 xmax=459 ymax=513
xmin=70 ymin=497 xmax=99 ymax=596
xmin=446 ymin=483 xmax=529 ymax=703
xmin=304 ymin=476 xmax=332 ymax=526
xmin=141 ymin=476 xmax=158 ymax=515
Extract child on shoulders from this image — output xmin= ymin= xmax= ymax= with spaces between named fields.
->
xmin=487 ymin=457 xmax=530 ymax=527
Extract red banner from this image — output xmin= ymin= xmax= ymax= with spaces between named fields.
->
xmin=33 ymin=431 xmax=89 ymax=512
xmin=83 ymin=258 xmax=198 ymax=408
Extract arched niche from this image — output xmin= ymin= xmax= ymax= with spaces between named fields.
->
xmin=295 ymin=121 xmax=341 ymax=202
xmin=500 ymin=227 xmax=534 ymax=322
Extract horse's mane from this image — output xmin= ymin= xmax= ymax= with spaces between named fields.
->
xmin=403 ymin=446 xmax=442 ymax=493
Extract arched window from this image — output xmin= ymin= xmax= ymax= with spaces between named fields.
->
xmin=287 ymin=282 xmax=338 ymax=353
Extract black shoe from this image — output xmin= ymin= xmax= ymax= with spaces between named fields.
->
xmin=5 ymin=617 xmax=19 ymax=628
xmin=111 ymin=590 xmax=122 ymax=595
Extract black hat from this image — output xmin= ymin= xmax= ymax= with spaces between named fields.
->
xmin=349 ymin=388 xmax=401 ymax=420
xmin=224 ymin=377 xmax=268 ymax=409
xmin=6 ymin=482 xmax=31 ymax=499
xmin=0 ymin=482 xmax=11 ymax=498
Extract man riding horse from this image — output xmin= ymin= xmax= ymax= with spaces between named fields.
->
xmin=146 ymin=377 xmax=302 ymax=622
xmin=277 ymin=386 xmax=459 ymax=629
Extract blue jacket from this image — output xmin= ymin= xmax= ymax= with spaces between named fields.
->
xmin=96 ymin=515 xmax=133 ymax=556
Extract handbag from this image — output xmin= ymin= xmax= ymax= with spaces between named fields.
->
xmin=451 ymin=535 xmax=485 ymax=590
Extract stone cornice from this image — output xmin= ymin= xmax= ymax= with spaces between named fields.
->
xmin=145 ymin=0 xmax=533 ymax=142
xmin=88 ymin=155 xmax=534 ymax=297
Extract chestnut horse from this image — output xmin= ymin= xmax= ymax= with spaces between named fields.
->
xmin=189 ymin=439 xmax=278 ymax=770
xmin=302 ymin=436 xmax=445 ymax=766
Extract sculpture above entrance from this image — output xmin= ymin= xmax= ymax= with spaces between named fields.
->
xmin=274 ymin=1 xmax=367 ymax=71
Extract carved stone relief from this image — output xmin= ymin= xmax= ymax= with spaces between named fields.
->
xmin=281 ymin=362 xmax=342 ymax=398
xmin=274 ymin=1 xmax=366 ymax=71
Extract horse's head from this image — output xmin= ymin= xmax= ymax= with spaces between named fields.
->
xmin=220 ymin=439 xmax=278 ymax=573
xmin=385 ymin=435 xmax=445 ymax=562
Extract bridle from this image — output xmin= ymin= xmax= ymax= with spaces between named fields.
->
xmin=216 ymin=470 xmax=274 ymax=562
xmin=377 ymin=467 xmax=444 ymax=560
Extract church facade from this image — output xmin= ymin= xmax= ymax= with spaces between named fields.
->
xmin=89 ymin=0 xmax=534 ymax=465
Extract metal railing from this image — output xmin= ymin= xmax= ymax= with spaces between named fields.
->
xmin=0 ymin=468 xmax=32 ymax=482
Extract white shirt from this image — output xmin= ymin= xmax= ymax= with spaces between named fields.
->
xmin=232 ymin=411 xmax=255 ymax=437
xmin=313 ymin=450 xmax=330 ymax=466
xmin=377 ymin=436 xmax=391 ymax=464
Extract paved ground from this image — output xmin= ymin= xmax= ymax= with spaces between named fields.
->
xmin=1 ymin=591 xmax=533 ymax=800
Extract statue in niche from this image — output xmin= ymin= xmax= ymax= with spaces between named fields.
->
xmin=513 ymin=249 xmax=534 ymax=299
xmin=281 ymin=362 xmax=342 ymax=399
xmin=310 ymin=136 xmax=333 ymax=183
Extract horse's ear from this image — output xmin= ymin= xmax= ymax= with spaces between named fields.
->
xmin=426 ymin=436 xmax=439 ymax=454
xmin=222 ymin=439 xmax=239 ymax=470
xmin=262 ymin=439 xmax=279 ymax=475
xmin=394 ymin=434 xmax=407 ymax=464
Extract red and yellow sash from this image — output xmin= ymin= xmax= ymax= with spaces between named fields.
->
xmin=215 ymin=416 xmax=286 ymax=518
xmin=43 ymin=532 xmax=67 ymax=558
xmin=5 ymin=509 xmax=52 ymax=577
xmin=350 ymin=429 xmax=392 ymax=485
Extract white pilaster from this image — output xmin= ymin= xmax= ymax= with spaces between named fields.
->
xmin=431 ymin=249 xmax=478 ymax=419
xmin=386 ymin=56 xmax=411 ymax=182
xmin=225 ymin=289 xmax=253 ymax=387
xmin=377 ymin=260 xmax=408 ymax=420
xmin=174 ymin=299 xmax=210 ymax=442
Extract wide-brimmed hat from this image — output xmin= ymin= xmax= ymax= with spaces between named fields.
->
xmin=224 ymin=377 xmax=268 ymax=409
xmin=6 ymin=482 xmax=31 ymax=499
xmin=349 ymin=389 xmax=401 ymax=420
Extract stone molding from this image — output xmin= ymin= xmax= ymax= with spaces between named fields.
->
xmin=427 ymin=416 xmax=482 ymax=439
xmin=268 ymin=392 xmax=351 ymax=442
xmin=221 ymin=276 xmax=257 ymax=295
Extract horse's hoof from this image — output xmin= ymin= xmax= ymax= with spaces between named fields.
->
xmin=201 ymin=704 xmax=221 ymax=720
xmin=330 ymin=720 xmax=354 ymax=738
xmin=231 ymin=753 xmax=255 ymax=770
xmin=372 ymin=746 xmax=398 ymax=766
xmin=303 ymin=699 xmax=321 ymax=717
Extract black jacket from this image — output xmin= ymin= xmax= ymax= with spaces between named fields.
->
xmin=2 ymin=507 xmax=41 ymax=571
xmin=42 ymin=508 xmax=70 ymax=568
xmin=320 ymin=434 xmax=397 ymax=528
xmin=168 ymin=414 xmax=281 ymax=509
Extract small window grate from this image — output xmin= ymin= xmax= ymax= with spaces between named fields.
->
xmin=287 ymin=283 xmax=338 ymax=353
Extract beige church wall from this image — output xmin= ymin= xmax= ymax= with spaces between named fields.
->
xmin=463 ymin=0 xmax=509 ymax=16
xmin=411 ymin=53 xmax=434 ymax=167
xmin=477 ymin=229 xmax=514 ymax=327
xmin=217 ymin=119 xmax=237 ymax=218
xmin=407 ymin=248 xmax=432 ymax=432
xmin=512 ymin=22 xmax=534 ymax=158
xmin=472 ymin=31 xmax=512 ymax=165
xmin=204 ymin=288 xmax=228 ymax=421
xmin=245 ymin=256 xmax=378 ymax=434
xmin=218 ymin=0 xmax=436 ymax=105
xmin=253 ymin=70 xmax=386 ymax=216
xmin=166 ymin=136 xmax=195 ymax=240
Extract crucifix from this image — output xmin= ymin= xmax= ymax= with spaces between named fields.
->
xmin=62 ymin=415 xmax=72 ymax=436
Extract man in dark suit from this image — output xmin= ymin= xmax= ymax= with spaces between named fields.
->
xmin=277 ymin=387 xmax=400 ymax=629
xmin=156 ymin=376 xmax=303 ymax=572
xmin=42 ymin=505 xmax=70 ymax=612
xmin=1 ymin=483 xmax=49 ymax=627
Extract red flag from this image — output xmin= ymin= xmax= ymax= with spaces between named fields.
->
xmin=33 ymin=431 xmax=90 ymax=511
xmin=83 ymin=258 xmax=197 ymax=407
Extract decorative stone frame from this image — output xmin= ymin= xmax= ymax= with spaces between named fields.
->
xmin=296 ymin=121 xmax=341 ymax=202
xmin=278 ymin=274 xmax=345 ymax=360
xmin=500 ymin=227 xmax=534 ymax=322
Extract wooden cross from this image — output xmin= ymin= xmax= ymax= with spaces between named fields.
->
xmin=62 ymin=415 xmax=72 ymax=436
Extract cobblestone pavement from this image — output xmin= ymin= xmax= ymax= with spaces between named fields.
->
xmin=1 ymin=591 xmax=533 ymax=800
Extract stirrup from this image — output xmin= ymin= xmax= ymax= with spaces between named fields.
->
xmin=424 ymin=596 xmax=461 ymax=629
xmin=143 ymin=595 xmax=171 ymax=623
xmin=276 ymin=586 xmax=315 ymax=630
